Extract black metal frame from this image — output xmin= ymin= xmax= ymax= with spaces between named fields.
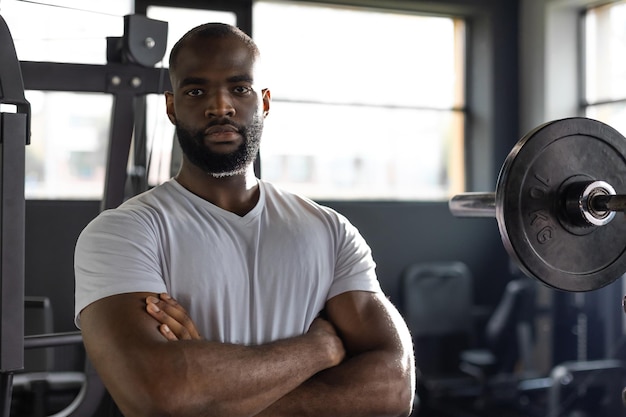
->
xmin=20 ymin=61 xmax=171 ymax=210
xmin=0 ymin=14 xmax=29 ymax=417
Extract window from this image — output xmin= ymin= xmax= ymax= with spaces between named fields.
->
xmin=583 ymin=1 xmax=626 ymax=135
xmin=1 ymin=0 xmax=131 ymax=65
xmin=4 ymin=0 xmax=465 ymax=200
xmin=25 ymin=91 xmax=112 ymax=199
xmin=2 ymin=0 xmax=133 ymax=199
xmin=253 ymin=1 xmax=466 ymax=200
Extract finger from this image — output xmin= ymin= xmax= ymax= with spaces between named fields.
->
xmin=146 ymin=295 xmax=202 ymax=340
xmin=158 ymin=293 xmax=186 ymax=313
xmin=156 ymin=293 xmax=187 ymax=317
xmin=146 ymin=296 xmax=193 ymax=340
xmin=156 ymin=294 xmax=201 ymax=339
xmin=146 ymin=299 xmax=170 ymax=339
xmin=159 ymin=324 xmax=178 ymax=341
xmin=157 ymin=293 xmax=202 ymax=339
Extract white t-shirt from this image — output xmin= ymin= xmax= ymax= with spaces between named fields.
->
xmin=74 ymin=179 xmax=381 ymax=345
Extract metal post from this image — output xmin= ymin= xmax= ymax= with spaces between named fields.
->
xmin=101 ymin=92 xmax=135 ymax=211
xmin=0 ymin=373 xmax=12 ymax=417
xmin=0 ymin=14 xmax=30 ymax=417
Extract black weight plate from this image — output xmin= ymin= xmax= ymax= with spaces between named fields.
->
xmin=496 ymin=117 xmax=626 ymax=292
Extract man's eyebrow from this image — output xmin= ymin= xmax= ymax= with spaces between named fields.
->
xmin=228 ymin=74 xmax=254 ymax=84
xmin=177 ymin=75 xmax=253 ymax=88
xmin=178 ymin=77 xmax=208 ymax=88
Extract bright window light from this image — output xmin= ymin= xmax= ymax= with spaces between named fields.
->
xmin=253 ymin=1 xmax=465 ymax=200
xmin=1 ymin=0 xmax=133 ymax=64
xmin=4 ymin=0 xmax=465 ymax=201
xmin=24 ymin=91 xmax=112 ymax=199
xmin=2 ymin=0 xmax=133 ymax=199
xmin=584 ymin=0 xmax=626 ymax=136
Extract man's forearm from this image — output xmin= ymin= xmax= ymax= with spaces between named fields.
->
xmin=256 ymin=348 xmax=415 ymax=417
xmin=256 ymin=291 xmax=416 ymax=417
xmin=135 ymin=291 xmax=416 ymax=417
xmin=80 ymin=293 xmax=345 ymax=417
xmin=145 ymin=335 xmax=342 ymax=417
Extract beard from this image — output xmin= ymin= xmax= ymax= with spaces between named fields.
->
xmin=175 ymin=114 xmax=263 ymax=178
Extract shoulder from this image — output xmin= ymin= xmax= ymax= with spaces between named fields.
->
xmin=119 ymin=179 xmax=185 ymax=213
xmin=78 ymin=181 xmax=185 ymax=243
xmin=260 ymin=180 xmax=347 ymax=221
xmin=259 ymin=180 xmax=366 ymax=248
xmin=91 ymin=180 xmax=185 ymax=224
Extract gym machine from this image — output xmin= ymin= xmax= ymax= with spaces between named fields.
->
xmin=0 ymin=12 xmax=168 ymax=417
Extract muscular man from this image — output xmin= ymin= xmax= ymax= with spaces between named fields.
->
xmin=75 ymin=22 xmax=415 ymax=417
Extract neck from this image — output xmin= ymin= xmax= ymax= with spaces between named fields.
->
xmin=175 ymin=162 xmax=260 ymax=216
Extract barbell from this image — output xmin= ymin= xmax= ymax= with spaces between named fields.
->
xmin=449 ymin=117 xmax=626 ymax=292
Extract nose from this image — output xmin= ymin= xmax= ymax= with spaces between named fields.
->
xmin=204 ymin=90 xmax=235 ymax=118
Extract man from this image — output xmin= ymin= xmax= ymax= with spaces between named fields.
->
xmin=75 ymin=22 xmax=415 ymax=417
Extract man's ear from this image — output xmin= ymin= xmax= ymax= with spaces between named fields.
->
xmin=165 ymin=91 xmax=176 ymax=124
xmin=262 ymin=88 xmax=271 ymax=117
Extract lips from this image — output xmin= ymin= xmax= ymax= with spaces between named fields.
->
xmin=205 ymin=124 xmax=239 ymax=135
xmin=204 ymin=124 xmax=241 ymax=142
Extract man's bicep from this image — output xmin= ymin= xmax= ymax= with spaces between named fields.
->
xmin=325 ymin=290 xmax=411 ymax=355
xmin=80 ymin=291 xmax=165 ymax=361
xmin=79 ymin=292 xmax=165 ymax=414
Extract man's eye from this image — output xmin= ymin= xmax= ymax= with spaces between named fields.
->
xmin=186 ymin=89 xmax=204 ymax=97
xmin=233 ymin=86 xmax=252 ymax=95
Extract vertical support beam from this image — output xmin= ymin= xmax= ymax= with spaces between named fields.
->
xmin=0 ymin=113 xmax=26 ymax=417
xmin=101 ymin=93 xmax=135 ymax=211
xmin=0 ymin=112 xmax=26 ymax=372
xmin=0 ymin=373 xmax=12 ymax=417
xmin=0 ymin=13 xmax=29 ymax=417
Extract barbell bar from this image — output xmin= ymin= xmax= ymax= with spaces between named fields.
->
xmin=449 ymin=117 xmax=626 ymax=292
xmin=451 ymin=180 xmax=624 ymax=226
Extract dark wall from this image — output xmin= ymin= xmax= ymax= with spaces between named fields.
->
xmin=321 ymin=201 xmax=512 ymax=310
xmin=25 ymin=200 xmax=100 ymax=333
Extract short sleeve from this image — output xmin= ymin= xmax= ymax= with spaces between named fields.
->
xmin=327 ymin=213 xmax=381 ymax=299
xmin=74 ymin=209 xmax=167 ymax=328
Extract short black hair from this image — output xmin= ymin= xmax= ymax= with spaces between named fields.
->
xmin=168 ymin=23 xmax=260 ymax=71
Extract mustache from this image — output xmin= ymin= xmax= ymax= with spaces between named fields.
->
xmin=204 ymin=119 xmax=244 ymax=132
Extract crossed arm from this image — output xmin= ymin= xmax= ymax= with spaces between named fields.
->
xmin=79 ymin=290 xmax=415 ymax=417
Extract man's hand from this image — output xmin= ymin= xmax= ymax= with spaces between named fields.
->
xmin=306 ymin=315 xmax=346 ymax=366
xmin=146 ymin=293 xmax=202 ymax=340
xmin=145 ymin=294 xmax=346 ymax=367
